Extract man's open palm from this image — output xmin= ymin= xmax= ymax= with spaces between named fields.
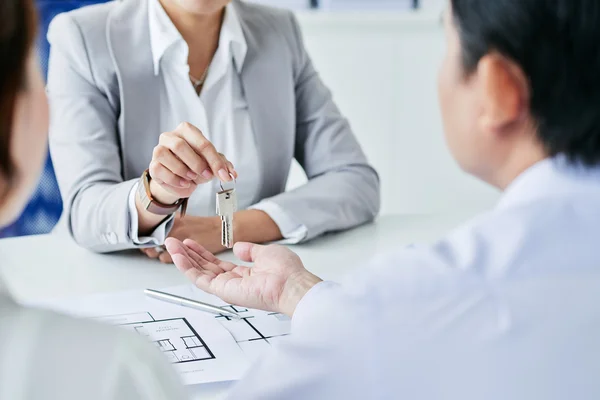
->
xmin=165 ymin=238 xmax=314 ymax=314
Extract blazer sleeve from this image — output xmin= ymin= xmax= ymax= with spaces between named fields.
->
xmin=258 ymin=13 xmax=381 ymax=241
xmin=47 ymin=13 xmax=139 ymax=253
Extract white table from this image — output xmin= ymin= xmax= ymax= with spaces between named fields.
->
xmin=0 ymin=213 xmax=471 ymax=399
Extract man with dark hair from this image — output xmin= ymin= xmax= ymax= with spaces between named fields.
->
xmin=167 ymin=0 xmax=600 ymax=399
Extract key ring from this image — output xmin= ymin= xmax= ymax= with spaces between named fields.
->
xmin=219 ymin=173 xmax=237 ymax=192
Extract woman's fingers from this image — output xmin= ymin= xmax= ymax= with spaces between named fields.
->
xmin=160 ymin=133 xmax=212 ymax=181
xmin=173 ymin=123 xmax=232 ymax=182
xmin=149 ymin=160 xmax=191 ymax=189
xmin=158 ymin=251 xmax=173 ymax=264
xmin=219 ymin=153 xmax=238 ymax=179
xmin=152 ymin=143 xmax=195 ymax=181
xmin=153 ymin=123 xmax=238 ymax=189
xmin=141 ymin=247 xmax=160 ymax=259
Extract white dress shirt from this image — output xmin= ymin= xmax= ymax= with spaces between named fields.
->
xmin=128 ymin=0 xmax=307 ymax=245
xmin=0 ymin=282 xmax=186 ymax=400
xmin=228 ymin=156 xmax=600 ymax=399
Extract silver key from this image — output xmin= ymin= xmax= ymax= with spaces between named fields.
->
xmin=216 ymin=180 xmax=237 ymax=248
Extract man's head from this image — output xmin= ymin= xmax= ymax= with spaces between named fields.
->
xmin=438 ymin=0 xmax=600 ymax=188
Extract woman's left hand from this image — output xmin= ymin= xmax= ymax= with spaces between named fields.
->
xmin=140 ymin=210 xmax=286 ymax=263
xmin=140 ymin=216 xmax=223 ymax=264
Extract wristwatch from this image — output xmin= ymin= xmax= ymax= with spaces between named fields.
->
xmin=137 ymin=169 xmax=188 ymax=216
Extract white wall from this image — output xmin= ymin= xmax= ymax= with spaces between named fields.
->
xmin=292 ymin=12 xmax=500 ymax=215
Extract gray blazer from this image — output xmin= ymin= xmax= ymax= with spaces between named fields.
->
xmin=47 ymin=0 xmax=380 ymax=253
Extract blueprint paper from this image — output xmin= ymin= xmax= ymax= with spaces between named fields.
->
xmin=32 ymin=290 xmax=250 ymax=385
xmin=164 ymin=285 xmax=292 ymax=362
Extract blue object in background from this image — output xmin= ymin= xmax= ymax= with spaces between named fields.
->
xmin=0 ymin=0 xmax=110 ymax=238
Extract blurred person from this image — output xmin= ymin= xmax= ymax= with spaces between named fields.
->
xmin=0 ymin=1 xmax=186 ymax=398
xmin=168 ymin=0 xmax=600 ymax=398
xmin=46 ymin=0 xmax=380 ymax=262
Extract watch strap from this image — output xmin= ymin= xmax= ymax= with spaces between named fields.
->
xmin=137 ymin=169 xmax=188 ymax=216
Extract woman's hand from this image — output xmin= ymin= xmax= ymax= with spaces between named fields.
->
xmin=149 ymin=122 xmax=237 ymax=204
xmin=140 ymin=210 xmax=285 ymax=264
xmin=165 ymin=238 xmax=322 ymax=317
xmin=140 ymin=215 xmax=224 ymax=264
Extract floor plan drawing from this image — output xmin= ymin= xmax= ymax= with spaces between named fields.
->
xmin=97 ymin=312 xmax=215 ymax=364
xmin=38 ymin=289 xmax=251 ymax=385
xmin=154 ymin=285 xmax=295 ymax=360
xmin=214 ymin=305 xmax=291 ymax=355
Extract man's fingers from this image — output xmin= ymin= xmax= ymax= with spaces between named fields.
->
xmin=183 ymin=239 xmax=220 ymax=263
xmin=166 ymin=240 xmax=202 ymax=277
xmin=233 ymin=242 xmax=265 ymax=263
xmin=165 ymin=238 xmax=187 ymax=258
xmin=165 ymin=239 xmax=213 ymax=271
xmin=171 ymin=253 xmax=198 ymax=276
xmin=171 ymin=254 xmax=216 ymax=293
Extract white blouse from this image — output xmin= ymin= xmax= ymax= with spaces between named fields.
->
xmin=128 ymin=0 xmax=307 ymax=245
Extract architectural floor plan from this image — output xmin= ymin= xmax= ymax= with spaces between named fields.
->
xmin=97 ymin=312 xmax=215 ymax=364
xmin=213 ymin=305 xmax=292 ymax=360
xmin=157 ymin=285 xmax=294 ymax=360
xmin=40 ymin=291 xmax=250 ymax=385
xmin=40 ymin=284 xmax=293 ymax=384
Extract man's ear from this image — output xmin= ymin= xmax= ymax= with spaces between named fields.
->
xmin=476 ymin=53 xmax=529 ymax=135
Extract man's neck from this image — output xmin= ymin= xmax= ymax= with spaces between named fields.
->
xmin=489 ymin=143 xmax=548 ymax=191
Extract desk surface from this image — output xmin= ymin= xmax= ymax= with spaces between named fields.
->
xmin=0 ymin=212 xmax=470 ymax=399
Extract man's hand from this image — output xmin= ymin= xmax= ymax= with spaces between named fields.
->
xmin=165 ymin=238 xmax=322 ymax=317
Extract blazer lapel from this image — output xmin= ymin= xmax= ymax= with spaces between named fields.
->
xmin=233 ymin=1 xmax=295 ymax=198
xmin=107 ymin=0 xmax=160 ymax=180
xmin=105 ymin=0 xmax=295 ymax=190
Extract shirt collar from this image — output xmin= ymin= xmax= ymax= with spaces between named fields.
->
xmin=220 ymin=2 xmax=247 ymax=73
xmin=496 ymin=155 xmax=600 ymax=210
xmin=148 ymin=0 xmax=247 ymax=76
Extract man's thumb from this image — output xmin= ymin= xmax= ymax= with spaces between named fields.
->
xmin=233 ymin=242 xmax=264 ymax=262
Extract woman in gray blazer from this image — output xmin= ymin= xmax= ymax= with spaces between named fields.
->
xmin=47 ymin=0 xmax=380 ymax=260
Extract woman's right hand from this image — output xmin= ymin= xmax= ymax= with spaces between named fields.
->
xmin=149 ymin=122 xmax=237 ymax=204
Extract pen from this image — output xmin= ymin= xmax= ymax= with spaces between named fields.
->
xmin=144 ymin=289 xmax=242 ymax=320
